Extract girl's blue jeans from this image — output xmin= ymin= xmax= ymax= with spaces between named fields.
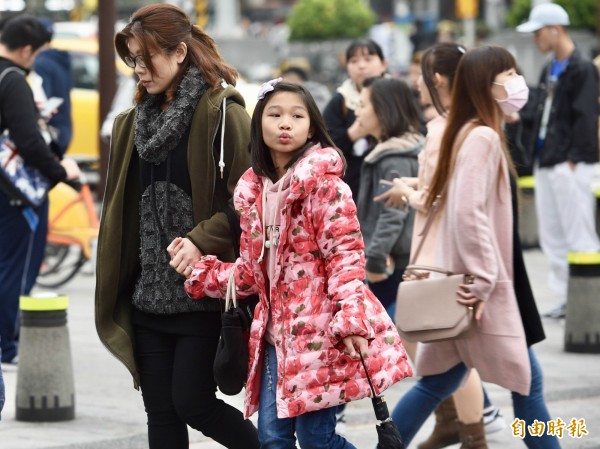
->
xmin=391 ymin=347 xmax=561 ymax=449
xmin=258 ymin=343 xmax=357 ymax=449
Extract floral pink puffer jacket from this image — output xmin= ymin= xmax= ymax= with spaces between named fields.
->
xmin=185 ymin=145 xmax=412 ymax=419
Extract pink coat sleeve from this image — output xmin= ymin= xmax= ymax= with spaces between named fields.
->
xmin=309 ymin=175 xmax=375 ymax=342
xmin=446 ymin=128 xmax=504 ymax=302
xmin=184 ymin=255 xmax=258 ymax=300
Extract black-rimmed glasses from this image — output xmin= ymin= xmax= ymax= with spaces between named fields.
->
xmin=123 ymin=55 xmax=147 ymax=69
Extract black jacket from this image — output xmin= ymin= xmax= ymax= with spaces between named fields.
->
xmin=323 ymin=92 xmax=363 ymax=200
xmin=511 ymin=175 xmax=545 ymax=347
xmin=0 ymin=57 xmax=66 ymax=183
xmin=531 ymin=49 xmax=599 ymax=168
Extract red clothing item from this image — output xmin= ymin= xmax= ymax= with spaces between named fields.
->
xmin=186 ymin=145 xmax=412 ymax=418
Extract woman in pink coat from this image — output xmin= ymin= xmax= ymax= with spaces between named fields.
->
xmin=183 ymin=80 xmax=411 ymax=448
xmin=390 ymin=46 xmax=535 ymax=448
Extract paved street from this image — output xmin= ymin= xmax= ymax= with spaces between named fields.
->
xmin=1 ymin=249 xmax=599 ymax=449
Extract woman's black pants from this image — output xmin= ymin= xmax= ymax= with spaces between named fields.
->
xmin=133 ymin=309 xmax=259 ymax=449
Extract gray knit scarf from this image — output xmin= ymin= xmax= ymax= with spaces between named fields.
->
xmin=135 ymin=66 xmax=207 ymax=164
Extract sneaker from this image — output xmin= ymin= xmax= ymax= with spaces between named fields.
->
xmin=543 ymin=303 xmax=566 ymax=319
xmin=1 ymin=355 xmax=18 ymax=371
xmin=483 ymin=406 xmax=506 ymax=435
xmin=335 ymin=410 xmax=347 ymax=436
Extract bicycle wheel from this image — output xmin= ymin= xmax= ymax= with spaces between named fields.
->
xmin=37 ymin=243 xmax=86 ymax=289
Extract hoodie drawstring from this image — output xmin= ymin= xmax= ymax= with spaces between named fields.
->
xmin=218 ymin=81 xmax=228 ymax=179
xmin=257 ymin=176 xmax=285 ymax=263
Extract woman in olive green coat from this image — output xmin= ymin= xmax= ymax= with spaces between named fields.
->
xmin=94 ymin=4 xmax=258 ymax=448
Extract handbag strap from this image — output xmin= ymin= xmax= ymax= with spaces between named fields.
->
xmin=405 ymin=264 xmax=454 ymax=276
xmin=408 ymin=193 xmax=442 ymax=266
xmin=225 ymin=268 xmax=238 ymax=312
xmin=0 ymin=67 xmax=25 ymax=130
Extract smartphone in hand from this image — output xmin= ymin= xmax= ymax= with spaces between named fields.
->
xmin=377 ymin=179 xmax=394 ymax=196
xmin=40 ymin=97 xmax=64 ymax=118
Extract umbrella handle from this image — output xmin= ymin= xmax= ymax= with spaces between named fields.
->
xmin=359 ymin=353 xmax=377 ymax=398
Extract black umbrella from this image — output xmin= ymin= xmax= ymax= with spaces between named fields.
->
xmin=360 ymin=354 xmax=404 ymax=449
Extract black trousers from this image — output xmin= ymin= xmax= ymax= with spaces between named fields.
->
xmin=133 ymin=309 xmax=259 ymax=449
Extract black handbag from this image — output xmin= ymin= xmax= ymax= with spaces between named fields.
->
xmin=213 ymin=205 xmax=259 ymax=395
xmin=0 ymin=68 xmax=49 ymax=208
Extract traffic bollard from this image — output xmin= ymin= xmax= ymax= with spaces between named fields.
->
xmin=564 ymin=252 xmax=600 ymax=353
xmin=517 ymin=176 xmax=538 ymax=249
xmin=16 ymin=293 xmax=75 ymax=421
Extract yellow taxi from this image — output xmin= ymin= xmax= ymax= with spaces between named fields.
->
xmin=51 ymin=37 xmax=131 ymax=164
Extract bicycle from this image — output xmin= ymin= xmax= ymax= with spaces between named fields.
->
xmin=36 ymin=173 xmax=99 ymax=288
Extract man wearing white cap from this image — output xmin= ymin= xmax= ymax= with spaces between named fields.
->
xmin=517 ymin=2 xmax=600 ymax=319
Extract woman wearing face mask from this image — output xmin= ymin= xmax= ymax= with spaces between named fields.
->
xmin=389 ymin=46 xmax=561 ymax=449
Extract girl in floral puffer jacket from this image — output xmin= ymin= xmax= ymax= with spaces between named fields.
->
xmin=180 ymin=80 xmax=412 ymax=449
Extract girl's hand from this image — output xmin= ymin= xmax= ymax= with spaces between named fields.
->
xmin=373 ymin=179 xmax=409 ymax=208
xmin=456 ymin=283 xmax=485 ymax=320
xmin=167 ymin=237 xmax=204 ymax=277
xmin=342 ymin=335 xmax=369 ymax=359
xmin=347 ymin=119 xmax=366 ymax=142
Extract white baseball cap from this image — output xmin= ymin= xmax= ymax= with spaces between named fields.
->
xmin=516 ymin=3 xmax=570 ymax=33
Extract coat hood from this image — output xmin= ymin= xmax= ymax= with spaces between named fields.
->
xmin=235 ymin=144 xmax=345 ymax=210
xmin=37 ymin=48 xmax=71 ymax=72
xmin=364 ymin=132 xmax=424 ymax=164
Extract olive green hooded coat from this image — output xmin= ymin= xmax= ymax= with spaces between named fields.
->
xmin=95 ymin=85 xmax=251 ymax=386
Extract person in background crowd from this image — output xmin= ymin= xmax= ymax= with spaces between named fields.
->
xmin=354 ymin=77 xmax=423 ymax=319
xmin=0 ymin=14 xmax=80 ymax=366
xmin=32 ymin=18 xmax=73 ymax=155
xmin=183 ymin=79 xmax=412 ymax=449
xmin=375 ymin=42 xmax=506 ymax=448
xmin=99 ymin=72 xmax=137 ymax=143
xmin=407 ymin=51 xmax=437 ymax=125
xmin=517 ymin=3 xmax=600 ymax=319
xmin=94 ymin=4 xmax=258 ymax=448
xmin=387 ymin=45 xmax=560 ymax=449
xmin=279 ymin=58 xmax=331 ymax=112
xmin=323 ymin=38 xmax=388 ymax=202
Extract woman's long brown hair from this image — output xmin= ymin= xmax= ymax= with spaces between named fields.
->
xmin=425 ymin=45 xmax=517 ymax=210
xmin=115 ymin=3 xmax=237 ymax=105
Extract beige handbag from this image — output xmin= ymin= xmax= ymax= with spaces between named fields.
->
xmin=395 ymin=195 xmax=476 ymax=343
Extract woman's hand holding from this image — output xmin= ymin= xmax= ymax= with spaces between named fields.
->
xmin=373 ymin=178 xmax=409 ymax=208
xmin=456 ymin=283 xmax=485 ymax=320
xmin=400 ymin=176 xmax=418 ymax=189
xmin=167 ymin=237 xmax=204 ymax=278
xmin=342 ymin=335 xmax=369 ymax=359
xmin=366 ymin=271 xmax=389 ymax=283
xmin=60 ymin=158 xmax=81 ymax=181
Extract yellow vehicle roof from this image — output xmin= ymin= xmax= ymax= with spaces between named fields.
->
xmin=51 ymin=37 xmax=133 ymax=77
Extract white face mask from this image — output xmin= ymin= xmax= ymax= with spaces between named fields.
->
xmin=493 ymin=75 xmax=529 ymax=114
